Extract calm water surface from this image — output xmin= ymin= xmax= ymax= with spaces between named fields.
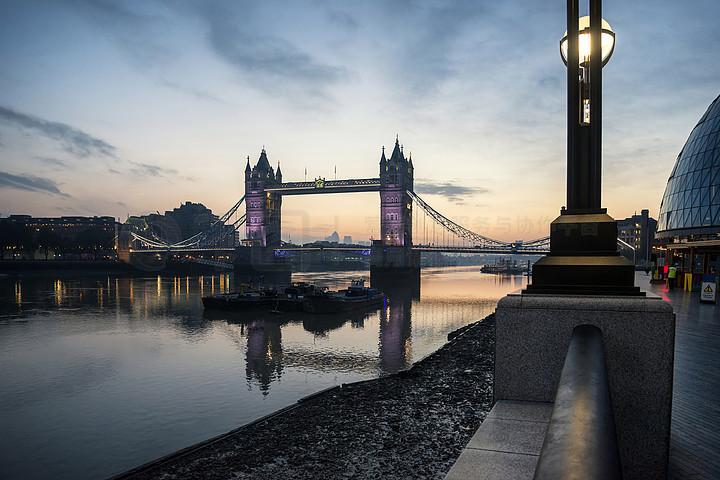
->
xmin=0 ymin=267 xmax=527 ymax=479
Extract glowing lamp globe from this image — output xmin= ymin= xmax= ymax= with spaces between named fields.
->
xmin=560 ymin=16 xmax=615 ymax=66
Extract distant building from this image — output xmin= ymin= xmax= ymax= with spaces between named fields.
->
xmin=325 ymin=231 xmax=340 ymax=243
xmin=3 ymin=215 xmax=117 ymax=259
xmin=163 ymin=202 xmax=218 ymax=242
xmin=617 ymin=210 xmax=657 ymax=266
xmin=128 ymin=202 xmax=235 ymax=247
xmin=6 ymin=215 xmax=116 ymax=240
xmin=343 ymin=235 xmax=352 ymax=244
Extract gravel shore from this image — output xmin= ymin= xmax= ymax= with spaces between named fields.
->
xmin=117 ymin=314 xmax=495 ymax=480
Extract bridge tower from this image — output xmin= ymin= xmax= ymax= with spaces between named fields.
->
xmin=244 ymin=149 xmax=282 ymax=247
xmin=372 ymin=137 xmax=419 ymax=279
xmin=379 ymin=137 xmax=414 ymax=246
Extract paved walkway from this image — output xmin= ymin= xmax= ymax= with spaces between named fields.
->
xmin=447 ymin=273 xmax=720 ymax=479
xmin=444 ymin=400 xmax=551 ymax=479
xmin=642 ymin=273 xmax=720 ymax=479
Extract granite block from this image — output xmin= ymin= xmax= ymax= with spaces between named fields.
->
xmin=466 ymin=417 xmax=549 ymax=455
xmin=486 ymin=400 xmax=553 ymax=423
xmin=494 ymin=294 xmax=675 ymax=480
xmin=444 ymin=449 xmax=538 ymax=480
xmin=500 ymin=292 xmax=672 ymax=313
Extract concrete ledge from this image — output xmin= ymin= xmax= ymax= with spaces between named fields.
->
xmin=494 ymin=293 xmax=675 ymax=480
xmin=497 ymin=291 xmax=672 ymax=312
xmin=445 ymin=400 xmax=553 ymax=480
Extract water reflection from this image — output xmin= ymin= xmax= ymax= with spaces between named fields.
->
xmin=379 ymin=296 xmax=413 ymax=373
xmin=206 ymin=302 xmax=404 ymax=394
xmin=245 ymin=318 xmax=283 ymax=395
xmin=0 ymin=268 xmax=526 ymax=480
xmin=1 ymin=269 xmax=524 ymax=389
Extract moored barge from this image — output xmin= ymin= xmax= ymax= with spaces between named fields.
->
xmin=302 ymin=280 xmax=384 ymax=314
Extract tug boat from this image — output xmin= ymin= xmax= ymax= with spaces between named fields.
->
xmin=302 ymin=280 xmax=384 ymax=314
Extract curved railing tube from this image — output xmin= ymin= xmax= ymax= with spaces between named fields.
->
xmin=533 ymin=324 xmax=623 ymax=480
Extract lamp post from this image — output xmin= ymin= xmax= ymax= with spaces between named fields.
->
xmin=525 ymin=0 xmax=641 ymax=295
xmin=561 ymin=6 xmax=615 ymax=213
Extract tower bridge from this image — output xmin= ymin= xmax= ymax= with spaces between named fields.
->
xmin=244 ymin=138 xmax=413 ymax=251
xmin=122 ymin=137 xmax=551 ymax=273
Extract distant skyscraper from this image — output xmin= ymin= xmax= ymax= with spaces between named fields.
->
xmin=324 ymin=231 xmax=340 ymax=243
xmin=343 ymin=235 xmax=352 ymax=244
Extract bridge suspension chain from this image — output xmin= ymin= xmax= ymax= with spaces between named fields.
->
xmin=172 ymin=196 xmax=246 ymax=248
xmin=521 ymin=236 xmax=551 ymax=248
xmin=130 ymin=232 xmax=171 ymax=248
xmin=407 ymin=190 xmax=511 ymax=248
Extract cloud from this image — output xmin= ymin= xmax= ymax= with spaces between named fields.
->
xmin=158 ymin=79 xmax=226 ymax=104
xmin=199 ymin=3 xmax=351 ymax=99
xmin=69 ymin=0 xmax=171 ymax=68
xmin=375 ymin=2 xmax=495 ymax=97
xmin=326 ymin=8 xmax=360 ymax=31
xmin=0 ymin=171 xmax=71 ymax=197
xmin=414 ymin=179 xmax=489 ymax=204
xmin=128 ymin=160 xmax=178 ymax=177
xmin=0 ymin=105 xmax=116 ymax=159
xmin=36 ymin=156 xmax=67 ymax=167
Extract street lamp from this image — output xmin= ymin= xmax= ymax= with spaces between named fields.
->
xmin=560 ymin=16 xmax=615 ymax=68
xmin=560 ymin=16 xmax=615 ymax=125
xmin=562 ymin=0 xmax=615 ymax=214
xmin=524 ymin=0 xmax=641 ymax=296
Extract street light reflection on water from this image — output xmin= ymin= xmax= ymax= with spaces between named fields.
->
xmin=0 ymin=266 xmax=527 ymax=480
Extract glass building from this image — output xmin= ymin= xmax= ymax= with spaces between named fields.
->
xmin=655 ymin=94 xmax=720 ymax=279
xmin=657 ymin=95 xmax=720 ymax=236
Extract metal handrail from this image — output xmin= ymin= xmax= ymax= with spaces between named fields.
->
xmin=534 ymin=324 xmax=623 ymax=480
xmin=617 ymin=237 xmax=636 ymax=265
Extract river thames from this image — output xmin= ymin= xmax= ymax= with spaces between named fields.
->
xmin=0 ymin=267 xmax=527 ymax=480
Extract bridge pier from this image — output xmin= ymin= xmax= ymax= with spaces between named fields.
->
xmin=370 ymin=241 xmax=420 ymax=281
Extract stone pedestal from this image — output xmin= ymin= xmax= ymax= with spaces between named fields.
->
xmin=526 ymin=212 xmax=641 ymax=295
xmin=494 ymin=293 xmax=675 ymax=480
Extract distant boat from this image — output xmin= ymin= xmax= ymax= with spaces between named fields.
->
xmin=480 ymin=265 xmax=506 ymax=274
xmin=480 ymin=264 xmax=527 ymax=275
xmin=302 ymin=280 xmax=384 ymax=314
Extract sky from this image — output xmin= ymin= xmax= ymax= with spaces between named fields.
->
xmin=1 ymin=0 xmax=719 ymax=244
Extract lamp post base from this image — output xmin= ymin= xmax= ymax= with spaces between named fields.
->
xmin=526 ymin=211 xmax=643 ymax=296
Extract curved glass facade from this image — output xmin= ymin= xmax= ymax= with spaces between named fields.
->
xmin=657 ymin=95 xmax=720 ymax=235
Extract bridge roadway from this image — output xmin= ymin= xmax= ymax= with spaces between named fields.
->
xmin=132 ymin=245 xmax=550 ymax=255
xmin=412 ymin=245 xmax=549 ymax=255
